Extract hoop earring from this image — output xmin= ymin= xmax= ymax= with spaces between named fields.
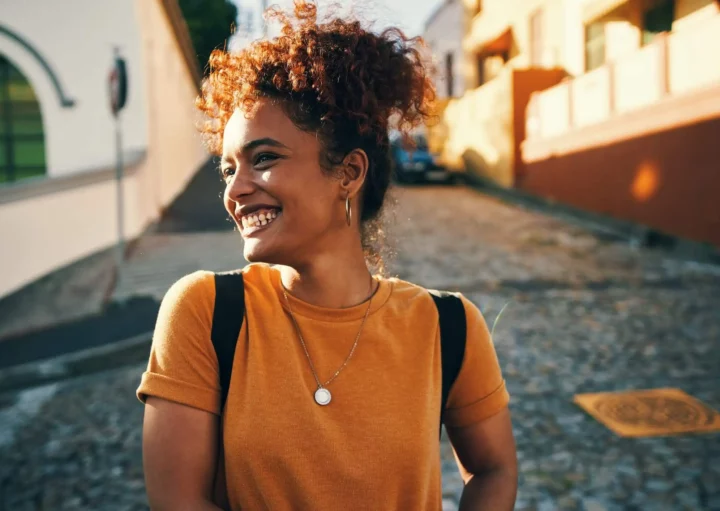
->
xmin=345 ymin=196 xmax=352 ymax=227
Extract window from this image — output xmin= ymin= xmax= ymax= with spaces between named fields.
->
xmin=445 ymin=53 xmax=454 ymax=97
xmin=584 ymin=22 xmax=606 ymax=71
xmin=643 ymin=0 xmax=675 ymax=45
xmin=529 ymin=8 xmax=545 ymax=67
xmin=0 ymin=55 xmax=46 ymax=183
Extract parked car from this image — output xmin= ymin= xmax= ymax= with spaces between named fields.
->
xmin=390 ymin=132 xmax=451 ymax=184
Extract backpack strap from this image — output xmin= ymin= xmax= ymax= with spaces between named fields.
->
xmin=429 ymin=291 xmax=467 ymax=435
xmin=211 ymin=272 xmax=245 ymax=412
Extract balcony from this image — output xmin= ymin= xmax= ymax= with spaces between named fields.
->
xmin=523 ymin=10 xmax=720 ymax=162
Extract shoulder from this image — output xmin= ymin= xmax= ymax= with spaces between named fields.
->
xmin=158 ymin=271 xmax=216 ymax=324
xmin=387 ymin=277 xmax=485 ymax=322
xmin=166 ymin=270 xmax=215 ymax=298
xmin=383 ymin=276 xmax=435 ymax=304
xmin=238 ymin=262 xmax=275 ymax=285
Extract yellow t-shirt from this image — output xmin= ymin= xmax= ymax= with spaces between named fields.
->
xmin=137 ymin=263 xmax=509 ymax=510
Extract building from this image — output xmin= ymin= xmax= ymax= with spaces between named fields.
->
xmin=423 ymin=0 xmax=466 ymax=99
xmin=521 ymin=0 xmax=720 ymax=246
xmin=0 ymin=0 xmax=208 ymax=298
xmin=438 ymin=0 xmax=572 ymax=186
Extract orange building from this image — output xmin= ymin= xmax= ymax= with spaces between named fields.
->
xmin=521 ymin=0 xmax=720 ymax=247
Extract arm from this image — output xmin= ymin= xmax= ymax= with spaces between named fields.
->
xmin=447 ymin=408 xmax=518 ymax=511
xmin=136 ymin=272 xmax=225 ymax=509
xmin=143 ymin=397 xmax=225 ymax=511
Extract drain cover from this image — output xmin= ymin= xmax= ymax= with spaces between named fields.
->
xmin=574 ymin=388 xmax=720 ymax=437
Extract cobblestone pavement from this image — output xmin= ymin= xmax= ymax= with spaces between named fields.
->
xmin=1 ymin=185 xmax=719 ymax=511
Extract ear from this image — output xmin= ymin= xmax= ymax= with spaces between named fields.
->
xmin=339 ymin=148 xmax=369 ymax=199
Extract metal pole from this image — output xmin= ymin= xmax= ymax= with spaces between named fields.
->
xmin=115 ymin=115 xmax=125 ymax=270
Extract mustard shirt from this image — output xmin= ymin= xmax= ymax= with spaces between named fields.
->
xmin=137 ymin=263 xmax=509 ymax=510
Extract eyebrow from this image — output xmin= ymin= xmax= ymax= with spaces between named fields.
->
xmin=241 ymin=137 xmax=289 ymax=153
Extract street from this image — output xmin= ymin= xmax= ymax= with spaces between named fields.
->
xmin=1 ymin=185 xmax=719 ymax=511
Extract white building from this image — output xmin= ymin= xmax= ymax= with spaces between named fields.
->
xmin=423 ymin=0 xmax=466 ymax=98
xmin=0 ymin=0 xmax=208 ymax=298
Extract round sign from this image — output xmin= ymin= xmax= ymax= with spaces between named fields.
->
xmin=109 ymin=55 xmax=128 ymax=116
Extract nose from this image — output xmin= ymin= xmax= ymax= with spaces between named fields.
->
xmin=225 ymin=165 xmax=256 ymax=203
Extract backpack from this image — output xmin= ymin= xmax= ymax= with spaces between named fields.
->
xmin=211 ymin=272 xmax=466 ymax=437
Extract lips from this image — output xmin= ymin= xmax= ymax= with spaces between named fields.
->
xmin=237 ymin=207 xmax=281 ymax=234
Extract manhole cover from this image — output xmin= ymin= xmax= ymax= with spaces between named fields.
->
xmin=574 ymin=388 xmax=720 ymax=437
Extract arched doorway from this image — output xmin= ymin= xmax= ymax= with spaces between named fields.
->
xmin=0 ymin=55 xmax=46 ymax=183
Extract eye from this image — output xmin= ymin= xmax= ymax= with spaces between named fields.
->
xmin=220 ymin=167 xmax=235 ymax=180
xmin=253 ymin=152 xmax=279 ymax=167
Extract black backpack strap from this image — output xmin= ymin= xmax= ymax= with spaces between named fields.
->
xmin=429 ymin=291 xmax=467 ymax=435
xmin=211 ymin=272 xmax=245 ymax=412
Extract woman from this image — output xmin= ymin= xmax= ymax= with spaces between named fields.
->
xmin=137 ymin=2 xmax=517 ymax=509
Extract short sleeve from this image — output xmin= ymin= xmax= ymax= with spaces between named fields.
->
xmin=442 ymin=295 xmax=510 ymax=428
xmin=136 ymin=271 xmax=221 ymax=415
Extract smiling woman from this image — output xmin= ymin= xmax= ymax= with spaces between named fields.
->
xmin=137 ymin=2 xmax=517 ymax=510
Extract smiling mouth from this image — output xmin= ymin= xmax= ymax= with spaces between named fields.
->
xmin=239 ymin=208 xmax=281 ymax=235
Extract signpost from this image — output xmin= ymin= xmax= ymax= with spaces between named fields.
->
xmin=109 ymin=48 xmax=128 ymax=273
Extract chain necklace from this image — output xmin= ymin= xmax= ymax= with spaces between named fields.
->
xmin=281 ymin=278 xmax=375 ymax=406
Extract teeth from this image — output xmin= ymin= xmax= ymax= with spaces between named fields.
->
xmin=241 ymin=209 xmax=280 ymax=231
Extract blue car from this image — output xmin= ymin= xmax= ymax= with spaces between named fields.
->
xmin=390 ymin=133 xmax=449 ymax=184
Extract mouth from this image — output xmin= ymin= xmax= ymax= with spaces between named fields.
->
xmin=238 ymin=207 xmax=281 ymax=236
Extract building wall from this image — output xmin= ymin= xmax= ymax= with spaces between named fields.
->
xmin=442 ymin=68 xmax=566 ymax=185
xmin=465 ymin=0 xmax=573 ymax=84
xmin=423 ymin=0 xmax=465 ymax=98
xmin=0 ymin=0 xmax=207 ymax=298
xmin=0 ymin=0 xmax=148 ymax=177
xmin=521 ymin=5 xmax=720 ymax=247
xmin=443 ymin=68 xmax=515 ymax=184
xmin=519 ymin=115 xmax=720 ymax=247
xmin=440 ymin=0 xmax=572 ymax=184
xmin=584 ymin=0 xmax=718 ymax=70
xmin=135 ymin=0 xmax=207 ymax=213
xmin=673 ymin=0 xmax=717 ymax=29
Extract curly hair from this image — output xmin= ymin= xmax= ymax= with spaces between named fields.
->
xmin=197 ymin=0 xmax=436 ymax=269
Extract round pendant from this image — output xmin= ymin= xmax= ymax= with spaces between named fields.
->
xmin=314 ymin=388 xmax=332 ymax=406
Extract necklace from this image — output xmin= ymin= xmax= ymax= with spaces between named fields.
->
xmin=281 ymin=277 xmax=376 ymax=406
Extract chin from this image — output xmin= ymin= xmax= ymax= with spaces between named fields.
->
xmin=243 ymin=239 xmax=281 ymax=265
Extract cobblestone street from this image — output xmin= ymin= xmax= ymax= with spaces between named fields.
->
xmin=1 ymin=185 xmax=719 ymax=510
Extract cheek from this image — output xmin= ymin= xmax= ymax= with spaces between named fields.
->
xmin=286 ymin=179 xmax=337 ymax=224
xmin=222 ymin=186 xmax=235 ymax=216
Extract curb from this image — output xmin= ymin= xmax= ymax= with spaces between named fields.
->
xmin=0 ymin=332 xmax=152 ymax=393
xmin=461 ymin=173 xmax=720 ymax=266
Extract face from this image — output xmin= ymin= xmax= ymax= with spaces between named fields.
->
xmin=221 ymin=100 xmax=344 ymax=265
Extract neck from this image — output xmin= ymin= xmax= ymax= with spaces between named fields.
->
xmin=279 ymin=239 xmax=376 ymax=309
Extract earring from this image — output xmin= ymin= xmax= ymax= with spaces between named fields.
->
xmin=345 ymin=196 xmax=352 ymax=226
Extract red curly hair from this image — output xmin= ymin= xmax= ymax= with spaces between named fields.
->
xmin=197 ymin=0 xmax=436 ymax=266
